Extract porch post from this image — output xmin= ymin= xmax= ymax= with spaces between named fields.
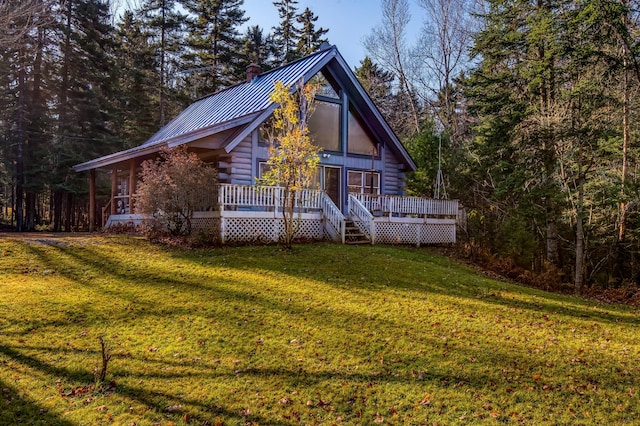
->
xmin=89 ymin=169 xmax=96 ymax=232
xmin=111 ymin=166 xmax=117 ymax=216
xmin=129 ymin=159 xmax=136 ymax=213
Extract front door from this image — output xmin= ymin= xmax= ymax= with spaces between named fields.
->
xmin=323 ymin=166 xmax=341 ymax=209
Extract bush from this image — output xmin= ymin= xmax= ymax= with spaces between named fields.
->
xmin=136 ymin=146 xmax=217 ymax=237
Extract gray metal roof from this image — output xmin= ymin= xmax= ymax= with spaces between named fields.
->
xmin=74 ymin=44 xmax=417 ymax=173
xmin=143 ymin=47 xmax=335 ymax=146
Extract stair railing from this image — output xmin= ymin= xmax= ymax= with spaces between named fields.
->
xmin=101 ymin=199 xmax=112 ymax=228
xmin=320 ymin=192 xmax=345 ymax=244
xmin=348 ymin=194 xmax=375 ymax=244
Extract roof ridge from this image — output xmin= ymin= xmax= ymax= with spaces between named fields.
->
xmin=192 ymin=46 xmax=336 ymax=103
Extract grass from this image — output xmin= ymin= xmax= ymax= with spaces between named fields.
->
xmin=0 ymin=235 xmax=639 ymax=425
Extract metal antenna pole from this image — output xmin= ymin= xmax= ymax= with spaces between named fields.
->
xmin=434 ymin=133 xmax=448 ymax=199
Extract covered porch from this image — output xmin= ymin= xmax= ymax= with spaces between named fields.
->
xmin=105 ymin=183 xmax=459 ymax=245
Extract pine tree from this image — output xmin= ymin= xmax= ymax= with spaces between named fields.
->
xmin=52 ymin=0 xmax=120 ymax=231
xmin=355 ymin=56 xmax=417 ymax=139
xmin=466 ymin=0 xmax=635 ymax=289
xmin=115 ymin=11 xmax=158 ymax=147
xmin=139 ymin=0 xmax=185 ymax=126
xmin=296 ymin=7 xmax=328 ymax=56
xmin=239 ymin=25 xmax=273 ymax=71
xmin=271 ymin=0 xmax=301 ymax=65
xmin=181 ymin=0 xmax=248 ymax=97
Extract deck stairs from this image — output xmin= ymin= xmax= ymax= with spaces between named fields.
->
xmin=344 ymin=218 xmax=371 ymax=245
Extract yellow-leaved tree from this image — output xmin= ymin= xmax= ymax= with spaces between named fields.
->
xmin=261 ymin=79 xmax=320 ymax=249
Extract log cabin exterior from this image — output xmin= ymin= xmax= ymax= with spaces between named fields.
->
xmin=74 ymin=44 xmax=458 ymax=245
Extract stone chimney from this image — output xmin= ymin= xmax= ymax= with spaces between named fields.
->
xmin=246 ymin=64 xmax=261 ymax=83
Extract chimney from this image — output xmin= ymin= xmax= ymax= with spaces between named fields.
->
xmin=246 ymin=64 xmax=261 ymax=83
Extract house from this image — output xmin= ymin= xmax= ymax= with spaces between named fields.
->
xmin=73 ymin=44 xmax=458 ymax=245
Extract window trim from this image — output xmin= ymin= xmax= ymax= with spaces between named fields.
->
xmin=347 ymin=169 xmax=381 ymax=195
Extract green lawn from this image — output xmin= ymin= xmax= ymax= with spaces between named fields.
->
xmin=0 ymin=235 xmax=639 ymax=425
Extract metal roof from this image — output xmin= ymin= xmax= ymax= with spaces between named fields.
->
xmin=143 ymin=47 xmax=335 ymax=146
xmin=73 ymin=44 xmax=417 ymax=173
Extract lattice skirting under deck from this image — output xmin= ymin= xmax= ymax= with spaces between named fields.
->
xmin=221 ymin=217 xmax=325 ymax=243
xmin=191 ymin=217 xmax=222 ymax=242
xmin=374 ymin=222 xmax=456 ymax=245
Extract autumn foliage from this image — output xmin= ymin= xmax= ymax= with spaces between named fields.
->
xmin=261 ymin=79 xmax=321 ymax=248
xmin=136 ymin=146 xmax=217 ymax=236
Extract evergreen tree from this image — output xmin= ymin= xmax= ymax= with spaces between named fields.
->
xmin=181 ymin=0 xmax=248 ymax=97
xmin=271 ymin=0 xmax=301 ymax=65
xmin=465 ymin=0 xmax=635 ymax=289
xmin=355 ymin=56 xmax=418 ymax=139
xmin=238 ymin=25 xmax=275 ymax=73
xmin=115 ymin=11 xmax=158 ymax=147
xmin=296 ymin=7 xmax=328 ymax=56
xmin=138 ymin=0 xmax=185 ymax=126
xmin=52 ymin=0 xmax=120 ymax=231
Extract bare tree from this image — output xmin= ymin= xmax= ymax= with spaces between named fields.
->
xmin=0 ymin=0 xmax=49 ymax=50
xmin=363 ymin=0 xmax=421 ymax=133
xmin=413 ymin=0 xmax=475 ymax=145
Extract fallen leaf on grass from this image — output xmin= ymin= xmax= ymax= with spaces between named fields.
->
xmin=317 ymin=399 xmax=330 ymax=407
xmin=166 ymin=404 xmax=182 ymax=413
xmin=419 ymin=393 xmax=433 ymax=405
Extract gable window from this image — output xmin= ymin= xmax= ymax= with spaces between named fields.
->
xmin=347 ymin=170 xmax=380 ymax=194
xmin=308 ymin=100 xmax=341 ymax=152
xmin=348 ymin=108 xmax=378 ymax=155
xmin=259 ymin=116 xmax=275 ymax=145
xmin=309 ymin=72 xmax=340 ymax=99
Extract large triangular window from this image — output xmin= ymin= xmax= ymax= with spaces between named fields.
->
xmin=309 ymin=71 xmax=340 ymax=99
xmin=347 ymin=106 xmax=377 ymax=155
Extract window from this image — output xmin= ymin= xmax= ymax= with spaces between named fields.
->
xmin=308 ymin=100 xmax=341 ymax=151
xmin=258 ymin=162 xmax=272 ymax=180
xmin=259 ymin=117 xmax=273 ymax=144
xmin=309 ymin=72 xmax=340 ymax=99
xmin=347 ymin=170 xmax=380 ymax=194
xmin=348 ymin=109 xmax=378 ymax=155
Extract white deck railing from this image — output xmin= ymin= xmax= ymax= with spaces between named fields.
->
xmin=320 ymin=192 xmax=346 ymax=243
xmin=348 ymin=194 xmax=374 ymax=243
xmin=217 ymin=184 xmax=323 ymax=212
xmin=353 ymin=194 xmax=458 ymax=217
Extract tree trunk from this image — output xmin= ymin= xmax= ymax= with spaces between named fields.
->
xmin=15 ymin=46 xmax=26 ymax=232
xmin=160 ymin=0 xmax=166 ymax=126
xmin=575 ymin=177 xmax=585 ymax=293
xmin=53 ymin=190 xmax=63 ymax=232
xmin=25 ymin=192 xmax=36 ymax=231
xmin=616 ymin=53 xmax=630 ymax=282
xmin=546 ymin=206 xmax=560 ymax=266
xmin=65 ymin=191 xmax=72 ymax=232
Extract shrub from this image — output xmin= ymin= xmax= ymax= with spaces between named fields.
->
xmin=136 ymin=146 xmax=217 ymax=236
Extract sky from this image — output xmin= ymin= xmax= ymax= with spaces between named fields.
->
xmin=242 ymin=0 xmax=423 ymax=68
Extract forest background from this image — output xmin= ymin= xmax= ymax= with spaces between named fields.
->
xmin=2 ymin=0 xmax=640 ymax=292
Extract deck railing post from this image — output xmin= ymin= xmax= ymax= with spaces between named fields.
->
xmin=370 ymin=219 xmax=375 ymax=245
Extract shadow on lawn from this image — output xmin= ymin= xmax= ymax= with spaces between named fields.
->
xmin=172 ymin=243 xmax=640 ymax=326
xmin=0 ymin=342 xmax=285 ymax=425
xmin=0 ymin=344 xmax=87 ymax=426
xmin=22 ymin=242 xmax=426 ymax=338
xmin=0 ymin=379 xmax=75 ymax=426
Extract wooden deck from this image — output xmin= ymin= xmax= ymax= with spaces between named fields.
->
xmin=105 ymin=184 xmax=459 ymax=245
